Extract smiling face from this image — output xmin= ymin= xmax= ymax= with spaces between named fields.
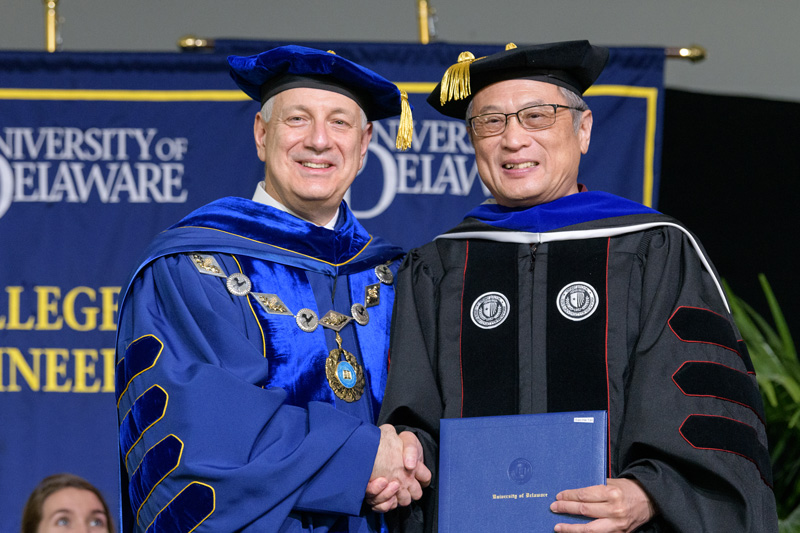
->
xmin=37 ymin=487 xmax=110 ymax=532
xmin=468 ymin=79 xmax=592 ymax=208
xmin=254 ymin=87 xmax=373 ymax=225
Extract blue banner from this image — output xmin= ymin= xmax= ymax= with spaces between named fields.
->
xmin=0 ymin=41 xmax=663 ymax=530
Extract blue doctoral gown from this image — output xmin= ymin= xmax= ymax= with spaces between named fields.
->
xmin=115 ymin=197 xmax=403 ymax=532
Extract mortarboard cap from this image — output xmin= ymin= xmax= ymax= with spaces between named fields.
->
xmin=428 ymin=41 xmax=609 ymax=119
xmin=228 ymin=45 xmax=413 ymax=150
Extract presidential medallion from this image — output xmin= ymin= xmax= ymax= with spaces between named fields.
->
xmin=325 ymin=333 xmax=365 ymax=402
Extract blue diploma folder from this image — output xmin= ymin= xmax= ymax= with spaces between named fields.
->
xmin=438 ymin=411 xmax=607 ymax=532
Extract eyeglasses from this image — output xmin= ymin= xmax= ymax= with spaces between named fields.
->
xmin=468 ymin=104 xmax=583 ymax=137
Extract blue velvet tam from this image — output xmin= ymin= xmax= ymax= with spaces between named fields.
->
xmin=228 ymin=45 xmax=407 ymax=121
xmin=429 ymin=40 xmax=609 ymax=119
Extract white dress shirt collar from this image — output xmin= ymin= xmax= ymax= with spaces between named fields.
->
xmin=252 ymin=181 xmax=339 ymax=230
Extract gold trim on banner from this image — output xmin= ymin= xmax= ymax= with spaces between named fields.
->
xmin=584 ymin=85 xmax=659 ymax=208
xmin=0 ymin=89 xmax=250 ymax=101
xmin=0 ymin=85 xmax=434 ymax=102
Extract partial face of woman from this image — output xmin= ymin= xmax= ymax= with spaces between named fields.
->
xmin=37 ymin=487 xmax=110 ymax=533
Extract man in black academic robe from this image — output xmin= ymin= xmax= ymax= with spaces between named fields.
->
xmin=378 ymin=41 xmax=778 ymax=532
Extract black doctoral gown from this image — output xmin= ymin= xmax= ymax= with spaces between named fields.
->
xmin=379 ymin=191 xmax=777 ymax=532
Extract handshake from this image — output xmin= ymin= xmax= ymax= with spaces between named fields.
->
xmin=366 ymin=424 xmax=432 ymax=513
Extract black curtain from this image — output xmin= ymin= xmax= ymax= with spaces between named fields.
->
xmin=659 ymin=89 xmax=800 ymax=341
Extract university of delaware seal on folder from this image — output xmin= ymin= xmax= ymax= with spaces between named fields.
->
xmin=438 ymin=411 xmax=607 ymax=532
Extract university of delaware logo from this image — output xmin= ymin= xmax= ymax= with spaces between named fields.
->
xmin=557 ymin=282 xmax=599 ymax=321
xmin=507 ymin=458 xmax=533 ymax=484
xmin=470 ymin=291 xmax=510 ymax=329
xmin=0 ymin=127 xmax=190 ymax=220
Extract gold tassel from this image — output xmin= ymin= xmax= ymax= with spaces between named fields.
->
xmin=505 ymin=42 xmax=517 ymax=50
xmin=439 ymin=51 xmax=476 ymax=106
xmin=396 ymin=90 xmax=413 ymax=151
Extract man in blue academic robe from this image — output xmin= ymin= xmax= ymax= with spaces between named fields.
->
xmin=115 ymin=45 xmax=430 ymax=532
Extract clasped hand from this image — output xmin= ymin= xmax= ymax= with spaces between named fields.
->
xmin=365 ymin=424 xmax=432 ymax=513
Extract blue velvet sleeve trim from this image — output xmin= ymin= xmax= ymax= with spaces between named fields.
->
xmin=145 ymin=482 xmax=215 ymax=533
xmin=130 ymin=434 xmax=184 ymax=526
xmin=116 ymin=334 xmax=163 ymax=406
xmin=119 ymin=384 xmax=168 ymax=471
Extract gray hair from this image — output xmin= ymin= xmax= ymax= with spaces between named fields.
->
xmin=465 ymin=85 xmax=589 ymax=133
xmin=261 ymin=95 xmax=368 ymax=128
xmin=558 ymin=86 xmax=589 ymax=132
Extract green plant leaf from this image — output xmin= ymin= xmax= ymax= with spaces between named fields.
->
xmin=724 ymin=276 xmax=800 ymax=520
xmin=760 ymin=274 xmax=798 ymax=360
